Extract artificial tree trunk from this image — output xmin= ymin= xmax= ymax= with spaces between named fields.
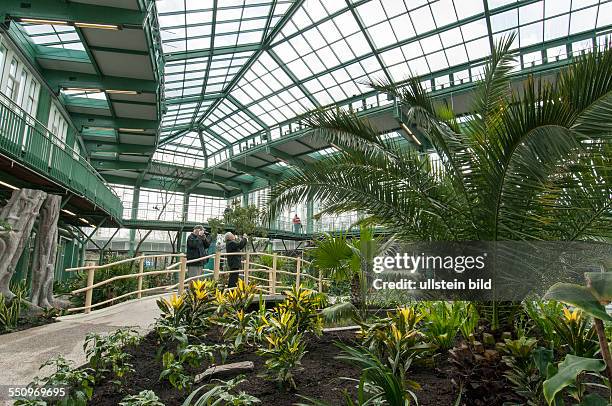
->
xmin=30 ymin=194 xmax=63 ymax=308
xmin=0 ymin=188 xmax=47 ymax=301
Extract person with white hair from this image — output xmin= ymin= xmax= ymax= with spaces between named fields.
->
xmin=225 ymin=231 xmax=248 ymax=288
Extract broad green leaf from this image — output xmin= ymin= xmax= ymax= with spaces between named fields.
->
xmin=543 ymin=283 xmax=612 ymax=322
xmin=579 ymin=393 xmax=609 ymax=406
xmin=585 ymin=272 xmax=612 ymax=302
xmin=543 ymin=355 xmax=606 ymax=405
xmin=533 ymin=347 xmax=554 ymax=376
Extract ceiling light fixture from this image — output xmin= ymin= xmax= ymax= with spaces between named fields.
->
xmin=0 ymin=180 xmax=18 ymax=190
xmin=106 ymin=89 xmax=139 ymax=95
xmin=61 ymin=209 xmax=76 ymax=216
xmin=63 ymin=87 xmax=101 ymax=93
xmin=400 ymin=122 xmax=422 ymax=146
xmin=20 ymin=18 xmax=69 ymax=25
xmin=119 ymin=128 xmax=145 ymax=133
xmin=74 ymin=22 xmax=120 ymax=30
xmin=79 ymin=217 xmax=92 ymax=225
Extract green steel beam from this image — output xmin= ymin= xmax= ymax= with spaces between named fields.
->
xmin=2 ymin=0 xmax=145 ymax=27
xmin=190 ymin=0 xmax=218 ymax=128
xmin=226 ymin=94 xmax=269 ymax=130
xmin=70 ymin=113 xmax=158 ymax=130
xmin=345 ymin=0 xmax=392 ymax=83
xmin=231 ymin=161 xmax=280 ymax=182
xmin=186 ymin=171 xmax=245 ymax=193
xmin=267 ymin=49 xmax=321 ymax=108
xmin=268 ymin=146 xmax=307 ymax=168
xmin=43 ymin=70 xmax=158 ymax=93
xmin=85 ymin=142 xmax=156 ymax=154
xmin=194 ymin=0 xmax=305 ymax=127
xmin=92 ymin=160 xmax=149 ymax=171
xmin=165 ymin=43 xmax=261 ymax=62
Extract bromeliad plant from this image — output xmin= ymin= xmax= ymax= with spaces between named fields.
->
xmin=501 ymin=337 xmax=553 ymax=405
xmin=421 ymin=301 xmax=464 ymax=350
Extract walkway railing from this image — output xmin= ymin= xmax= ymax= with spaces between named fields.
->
xmin=0 ymin=92 xmax=123 ymax=219
xmin=65 ymin=251 xmax=324 ymax=314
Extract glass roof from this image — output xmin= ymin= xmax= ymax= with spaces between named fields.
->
xmin=155 ymin=0 xmax=612 ymax=167
xmin=20 ymin=23 xmax=85 ymax=50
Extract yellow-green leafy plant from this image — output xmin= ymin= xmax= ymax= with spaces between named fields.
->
xmin=214 ymin=279 xmax=259 ymax=348
xmin=359 ymin=307 xmax=434 ymax=382
xmin=421 ymin=301 xmax=464 ymax=350
xmin=157 ymin=293 xmax=187 ymax=327
xmin=257 ymin=307 xmax=307 ymax=389
xmin=276 ymin=285 xmax=327 ymax=336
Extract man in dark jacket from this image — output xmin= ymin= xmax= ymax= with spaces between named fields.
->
xmin=225 ymin=232 xmax=248 ymax=288
xmin=186 ymin=225 xmax=211 ymax=279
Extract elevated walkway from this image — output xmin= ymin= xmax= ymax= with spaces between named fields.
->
xmin=0 ymin=93 xmax=123 ymax=225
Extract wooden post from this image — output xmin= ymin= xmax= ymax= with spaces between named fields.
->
xmin=243 ymin=253 xmax=250 ymax=284
xmin=271 ymin=253 xmax=277 ymax=294
xmin=84 ymin=268 xmax=95 ymax=314
xmin=213 ymin=251 xmax=221 ymax=281
xmin=295 ymin=257 xmax=301 ymax=289
xmin=178 ymin=256 xmax=186 ymax=295
xmin=318 ymin=268 xmax=322 ymax=293
xmin=137 ymin=257 xmax=144 ymax=299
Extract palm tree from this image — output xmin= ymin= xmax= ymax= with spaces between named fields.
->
xmin=267 ymin=34 xmax=612 ymax=328
xmin=308 ymin=226 xmax=397 ymax=320
xmin=269 ymin=32 xmax=610 ymax=246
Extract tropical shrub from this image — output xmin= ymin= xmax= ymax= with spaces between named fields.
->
xmin=257 ymin=307 xmax=307 ymax=389
xmin=119 ymin=390 xmax=164 ymax=406
xmin=160 ymin=351 xmax=192 ymax=391
xmin=84 ymin=328 xmax=141 ymax=383
xmin=421 ymin=301 xmax=464 ymax=350
xmin=501 ymin=337 xmax=553 ymax=405
xmin=156 ymin=280 xmax=217 ymax=333
xmin=542 ymin=274 xmax=612 ymax=405
xmin=14 ymin=356 xmax=95 ymax=406
xmin=358 ymin=307 xmax=433 ymax=381
xmin=298 ymin=343 xmax=418 ymax=405
xmin=276 ymin=285 xmax=327 ymax=336
xmin=182 ymin=375 xmax=260 ymax=406
xmin=0 ymin=293 xmax=22 ymax=333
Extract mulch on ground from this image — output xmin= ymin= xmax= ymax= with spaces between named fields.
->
xmin=89 ymin=329 xmax=458 ymax=406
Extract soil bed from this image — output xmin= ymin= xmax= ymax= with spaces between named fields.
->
xmin=89 ymin=329 xmax=457 ymax=406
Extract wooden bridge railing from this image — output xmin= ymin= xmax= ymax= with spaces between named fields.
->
xmin=65 ymin=252 xmax=324 ymax=314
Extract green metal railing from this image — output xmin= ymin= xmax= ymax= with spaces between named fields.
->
xmin=0 ymin=93 xmax=123 ymax=220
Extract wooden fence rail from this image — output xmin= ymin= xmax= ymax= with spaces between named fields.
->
xmin=65 ymin=252 xmax=325 ymax=314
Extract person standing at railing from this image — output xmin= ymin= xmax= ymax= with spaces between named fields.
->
xmin=225 ymin=232 xmax=248 ymax=288
xmin=186 ymin=225 xmax=211 ymax=279
xmin=292 ymin=214 xmax=302 ymax=234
